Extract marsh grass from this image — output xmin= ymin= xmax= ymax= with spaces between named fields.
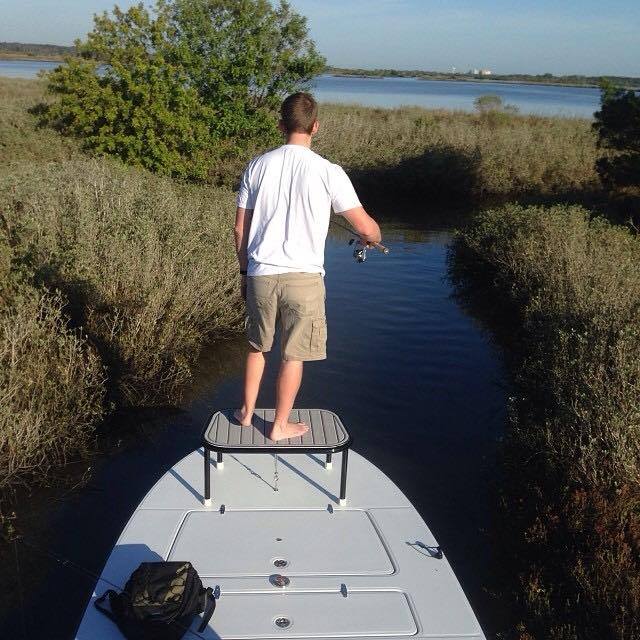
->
xmin=452 ymin=205 xmax=640 ymax=639
xmin=0 ymin=78 xmax=78 ymax=166
xmin=1 ymin=160 xmax=243 ymax=406
xmin=0 ymin=291 xmax=105 ymax=490
xmin=315 ymin=104 xmax=600 ymax=202
xmin=4 ymin=77 xmax=601 ymax=202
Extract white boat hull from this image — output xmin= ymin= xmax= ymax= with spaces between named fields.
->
xmin=75 ymin=447 xmax=486 ymax=639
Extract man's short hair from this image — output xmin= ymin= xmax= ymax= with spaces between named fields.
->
xmin=280 ymin=92 xmax=318 ymax=134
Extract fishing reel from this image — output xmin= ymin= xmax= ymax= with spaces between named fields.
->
xmin=349 ymin=238 xmax=368 ymax=263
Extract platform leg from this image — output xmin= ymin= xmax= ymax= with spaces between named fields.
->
xmin=339 ymin=449 xmax=349 ymax=506
xmin=204 ymin=449 xmax=212 ymax=507
xmin=325 ymin=453 xmax=332 ymax=470
xmin=217 ymin=452 xmax=224 ymax=469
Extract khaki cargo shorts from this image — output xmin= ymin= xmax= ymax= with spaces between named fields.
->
xmin=246 ymin=273 xmax=327 ymax=361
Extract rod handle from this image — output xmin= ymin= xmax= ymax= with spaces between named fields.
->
xmin=372 ymin=242 xmax=389 ymax=254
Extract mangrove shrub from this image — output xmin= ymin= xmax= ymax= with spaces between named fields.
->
xmin=43 ymin=0 xmax=325 ymax=181
xmin=593 ymin=81 xmax=640 ymax=192
xmin=453 ymin=205 xmax=640 ymax=639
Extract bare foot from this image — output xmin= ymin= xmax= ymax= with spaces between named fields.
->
xmin=269 ymin=421 xmax=309 ymax=441
xmin=233 ymin=408 xmax=253 ymax=427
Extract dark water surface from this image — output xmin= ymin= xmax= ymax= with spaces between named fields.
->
xmin=1 ymin=58 xmax=599 ymax=117
xmin=1 ymin=219 xmax=508 ymax=638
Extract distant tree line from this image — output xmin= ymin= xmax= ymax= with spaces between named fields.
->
xmin=325 ymin=65 xmax=640 ymax=90
xmin=3 ymin=41 xmax=638 ymax=90
xmin=0 ymin=42 xmax=76 ymax=58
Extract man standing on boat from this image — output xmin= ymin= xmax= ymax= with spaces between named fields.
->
xmin=233 ymin=92 xmax=381 ymax=441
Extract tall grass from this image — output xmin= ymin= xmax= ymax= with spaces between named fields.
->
xmin=1 ymin=159 xmax=243 ymax=405
xmin=4 ymin=78 xmax=600 ymax=202
xmin=0 ymin=290 xmax=105 ymax=490
xmin=0 ymin=78 xmax=78 ymax=166
xmin=451 ymin=204 xmax=640 ymax=639
xmin=315 ymin=104 xmax=599 ymax=201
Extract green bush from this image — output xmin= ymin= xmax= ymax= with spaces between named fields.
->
xmin=474 ymin=93 xmax=519 ymax=114
xmin=43 ymin=0 xmax=325 ymax=182
xmin=453 ymin=204 xmax=640 ymax=639
xmin=593 ymin=81 xmax=640 ymax=192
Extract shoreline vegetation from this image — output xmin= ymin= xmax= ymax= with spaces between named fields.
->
xmin=325 ymin=65 xmax=640 ymax=91
xmin=0 ymin=42 xmax=73 ymax=62
xmin=2 ymin=42 xmax=639 ymax=90
xmin=451 ymin=206 xmax=640 ymax=639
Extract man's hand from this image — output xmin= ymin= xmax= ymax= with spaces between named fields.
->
xmin=241 ymin=275 xmax=247 ymax=301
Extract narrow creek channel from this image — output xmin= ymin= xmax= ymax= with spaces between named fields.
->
xmin=1 ymin=217 xmax=509 ymax=638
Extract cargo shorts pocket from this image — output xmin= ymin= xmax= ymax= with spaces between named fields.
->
xmin=311 ymin=318 xmax=327 ymax=353
xmin=245 ymin=314 xmax=257 ymax=344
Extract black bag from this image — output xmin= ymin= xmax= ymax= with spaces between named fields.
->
xmin=95 ymin=561 xmax=216 ymax=640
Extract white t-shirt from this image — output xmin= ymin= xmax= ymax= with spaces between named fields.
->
xmin=237 ymin=144 xmax=361 ymax=276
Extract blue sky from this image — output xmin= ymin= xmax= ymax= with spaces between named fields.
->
xmin=0 ymin=0 xmax=638 ymax=75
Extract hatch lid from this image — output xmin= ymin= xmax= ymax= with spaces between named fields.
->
xmin=195 ymin=590 xmax=417 ymax=638
xmin=168 ymin=509 xmax=393 ymax=576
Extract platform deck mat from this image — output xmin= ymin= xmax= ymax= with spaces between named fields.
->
xmin=202 ymin=409 xmax=350 ymax=450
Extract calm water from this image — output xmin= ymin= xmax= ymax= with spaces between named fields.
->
xmin=313 ymin=73 xmax=600 ymax=117
xmin=1 ymin=58 xmax=600 ymax=117
xmin=1 ymin=220 xmax=508 ymax=638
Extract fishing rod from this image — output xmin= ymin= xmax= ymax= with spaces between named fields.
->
xmin=330 ymin=217 xmax=390 ymax=263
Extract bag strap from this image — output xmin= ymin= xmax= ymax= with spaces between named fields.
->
xmin=197 ymin=587 xmax=216 ymax=633
xmin=94 ymin=590 xmax=120 ymax=624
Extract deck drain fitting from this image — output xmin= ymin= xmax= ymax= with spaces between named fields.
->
xmin=270 ymin=574 xmax=290 ymax=588
xmin=273 ymin=558 xmax=289 ymax=568
xmin=275 ymin=617 xmax=291 ymax=629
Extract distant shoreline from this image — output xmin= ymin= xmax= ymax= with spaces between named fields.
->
xmin=1 ymin=56 xmax=637 ymax=92
xmin=328 ymin=73 xmax=638 ymax=91
xmin=0 ymin=53 xmax=65 ymax=62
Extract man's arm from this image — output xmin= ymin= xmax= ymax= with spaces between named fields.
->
xmin=339 ymin=206 xmax=382 ymax=245
xmin=234 ymin=207 xmax=253 ymax=298
xmin=234 ymin=207 xmax=253 ymax=269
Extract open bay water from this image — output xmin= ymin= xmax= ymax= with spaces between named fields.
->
xmin=0 ymin=219 xmax=509 ymax=638
xmin=1 ymin=58 xmax=601 ymax=117
xmin=313 ymin=73 xmax=601 ymax=117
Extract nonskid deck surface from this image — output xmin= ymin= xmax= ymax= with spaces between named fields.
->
xmin=76 ymin=447 xmax=486 ymax=639
xmin=203 ymin=409 xmax=350 ymax=449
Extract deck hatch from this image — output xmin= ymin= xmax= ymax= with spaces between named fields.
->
xmin=168 ymin=509 xmax=394 ymax=577
xmin=195 ymin=591 xmax=417 ymax=638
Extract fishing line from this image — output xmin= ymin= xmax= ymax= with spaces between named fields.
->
xmin=330 ymin=216 xmax=360 ymax=236
xmin=13 ymin=539 xmax=28 ymax=640
xmin=12 ymin=535 xmax=214 ymax=638
xmin=16 ymin=534 xmax=124 ymax=592
xmin=329 ymin=216 xmax=390 ymax=256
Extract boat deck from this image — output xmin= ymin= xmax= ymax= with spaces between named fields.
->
xmin=75 ymin=429 xmax=485 ymax=639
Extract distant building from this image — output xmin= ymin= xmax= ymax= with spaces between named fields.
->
xmin=472 ymin=69 xmax=479 ymax=75
xmin=479 ymin=69 xmax=492 ymax=76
